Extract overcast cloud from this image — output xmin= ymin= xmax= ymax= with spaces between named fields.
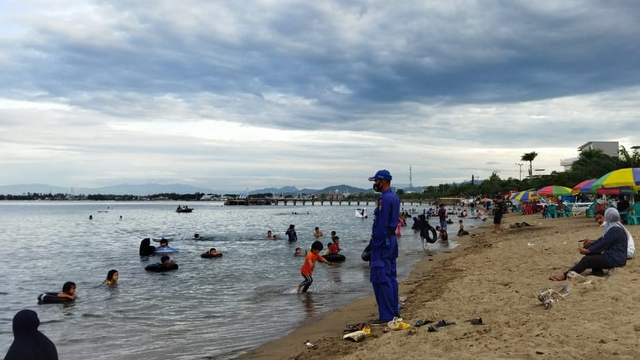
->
xmin=1 ymin=0 xmax=640 ymax=192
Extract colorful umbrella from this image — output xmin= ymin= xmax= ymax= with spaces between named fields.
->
xmin=592 ymin=168 xmax=640 ymax=190
xmin=572 ymin=178 xmax=635 ymax=195
xmin=536 ymin=185 xmax=572 ymax=197
xmin=509 ymin=190 xmax=538 ymax=201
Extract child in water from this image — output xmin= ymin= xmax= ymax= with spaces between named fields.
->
xmin=294 ymin=247 xmax=305 ymax=256
xmin=103 ymin=270 xmax=119 ymax=286
xmin=156 ymin=239 xmax=169 ymax=249
xmin=160 ymin=255 xmax=176 ymax=268
xmin=286 ymin=224 xmax=297 ymax=243
xmin=296 ymin=241 xmax=333 ymax=293
xmin=58 ymin=282 xmax=76 ymax=300
xmin=328 ymin=236 xmax=341 ymax=254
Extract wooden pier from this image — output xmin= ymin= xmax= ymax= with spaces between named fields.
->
xmin=224 ymin=198 xmax=433 ymax=206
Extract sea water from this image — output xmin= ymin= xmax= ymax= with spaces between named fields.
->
xmin=0 ymin=201 xmax=480 ymax=359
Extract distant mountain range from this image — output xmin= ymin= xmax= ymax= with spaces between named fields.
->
xmin=0 ymin=183 xmax=374 ymax=196
xmin=0 ymin=180 xmax=482 ymax=196
xmin=0 ymin=181 xmax=481 ymax=196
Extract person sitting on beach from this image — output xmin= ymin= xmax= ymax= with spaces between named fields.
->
xmin=617 ymin=196 xmax=631 ymax=213
xmin=314 ymin=227 xmax=324 ymax=238
xmin=435 ymin=226 xmax=448 ymax=242
xmin=458 ymin=220 xmax=469 ymax=236
xmin=550 ymin=208 xmax=628 ymax=281
xmin=103 ymin=270 xmax=119 ymax=286
xmin=585 ymin=209 xmax=635 ymax=259
xmin=156 ymin=239 xmax=169 ymax=249
xmin=328 ymin=236 xmax=341 ymax=255
xmin=58 ymin=282 xmax=76 ymax=301
xmin=294 ymin=247 xmax=305 ymax=257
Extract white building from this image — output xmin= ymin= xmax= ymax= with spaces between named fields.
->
xmin=560 ymin=141 xmax=619 ymax=171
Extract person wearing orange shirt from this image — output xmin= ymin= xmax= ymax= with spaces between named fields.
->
xmin=296 ymin=241 xmax=333 ymax=293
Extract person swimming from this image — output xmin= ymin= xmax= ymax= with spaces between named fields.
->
xmin=103 ymin=270 xmax=119 ymax=286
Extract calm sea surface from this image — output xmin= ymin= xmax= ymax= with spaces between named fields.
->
xmin=0 ymin=201 xmax=479 ymax=359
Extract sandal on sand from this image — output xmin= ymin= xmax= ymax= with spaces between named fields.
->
xmin=427 ymin=326 xmax=438 ymax=332
xmin=343 ymin=323 xmax=367 ymax=333
xmin=467 ymin=318 xmax=483 ymax=325
xmin=414 ymin=319 xmax=434 ymax=327
xmin=436 ymin=320 xmax=456 ymax=328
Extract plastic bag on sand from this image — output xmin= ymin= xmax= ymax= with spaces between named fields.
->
xmin=343 ymin=331 xmax=367 ymax=342
xmin=566 ymin=271 xmax=592 ymax=284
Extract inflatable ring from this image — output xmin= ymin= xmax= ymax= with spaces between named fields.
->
xmin=323 ymin=254 xmax=346 ymax=263
xmin=361 ymin=244 xmax=371 ymax=262
xmin=201 ymin=253 xmax=223 ymax=259
xmin=154 ymin=247 xmax=180 ymax=254
xmin=422 ymin=226 xmax=438 ymax=244
xmin=145 ymin=263 xmax=179 ymax=272
xmin=38 ymin=292 xmax=74 ymax=305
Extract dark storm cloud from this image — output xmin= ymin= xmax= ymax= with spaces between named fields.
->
xmin=3 ymin=0 xmax=639 ymax=131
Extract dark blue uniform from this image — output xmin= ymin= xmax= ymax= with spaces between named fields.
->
xmin=370 ymin=188 xmax=400 ymax=321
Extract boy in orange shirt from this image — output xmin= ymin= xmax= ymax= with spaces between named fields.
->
xmin=296 ymin=241 xmax=333 ymax=293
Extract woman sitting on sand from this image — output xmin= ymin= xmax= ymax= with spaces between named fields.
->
xmin=550 ymin=208 xmax=628 ymax=281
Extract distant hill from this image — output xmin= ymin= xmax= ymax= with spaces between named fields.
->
xmin=0 ymin=183 xmax=215 ymax=196
xmin=249 ymin=184 xmax=372 ymax=195
xmin=1 ymin=183 xmax=379 ymax=196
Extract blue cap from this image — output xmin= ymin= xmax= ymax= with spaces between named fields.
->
xmin=368 ymin=169 xmax=392 ymax=182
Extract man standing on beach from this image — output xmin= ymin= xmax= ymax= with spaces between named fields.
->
xmin=368 ymin=169 xmax=400 ymax=325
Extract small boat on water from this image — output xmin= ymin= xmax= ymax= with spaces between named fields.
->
xmin=176 ymin=206 xmax=193 ymax=213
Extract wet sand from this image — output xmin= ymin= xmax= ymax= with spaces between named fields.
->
xmin=238 ymin=212 xmax=640 ymax=360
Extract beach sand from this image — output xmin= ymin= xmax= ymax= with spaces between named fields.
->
xmin=238 ymin=213 xmax=640 ymax=360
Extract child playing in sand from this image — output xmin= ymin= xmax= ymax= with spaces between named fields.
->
xmin=296 ymin=241 xmax=333 ymax=293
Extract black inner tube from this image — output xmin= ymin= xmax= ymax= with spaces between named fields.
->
xmin=324 ymin=253 xmax=345 ymax=262
xmin=361 ymin=244 xmax=371 ymax=262
xmin=145 ymin=263 xmax=179 ymax=272
xmin=38 ymin=292 xmax=73 ymax=304
xmin=421 ymin=226 xmax=438 ymax=244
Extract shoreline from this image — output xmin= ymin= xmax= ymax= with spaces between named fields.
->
xmin=237 ymin=219 xmax=492 ymax=360
xmin=238 ymin=213 xmax=640 ymax=360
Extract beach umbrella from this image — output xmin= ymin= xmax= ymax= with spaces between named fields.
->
xmin=536 ymin=185 xmax=572 ymax=197
xmin=571 ymin=179 xmax=596 ymax=195
xmin=510 ymin=190 xmax=538 ymax=201
xmin=572 ymin=178 xmax=635 ymax=195
xmin=592 ymin=168 xmax=640 ymax=190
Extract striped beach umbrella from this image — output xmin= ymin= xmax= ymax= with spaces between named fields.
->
xmin=572 ymin=178 xmax=635 ymax=195
xmin=592 ymin=168 xmax=640 ymax=190
xmin=509 ymin=190 xmax=538 ymax=201
xmin=536 ymin=185 xmax=572 ymax=197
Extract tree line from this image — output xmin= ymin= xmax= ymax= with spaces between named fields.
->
xmin=393 ymin=146 xmax=640 ymax=201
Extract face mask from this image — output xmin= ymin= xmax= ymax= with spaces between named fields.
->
xmin=373 ymin=182 xmax=381 ymax=192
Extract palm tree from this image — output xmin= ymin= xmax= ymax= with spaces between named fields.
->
xmin=521 ymin=152 xmax=538 ymax=177
xmin=619 ymin=145 xmax=640 ymax=168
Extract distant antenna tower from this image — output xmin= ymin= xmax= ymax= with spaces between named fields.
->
xmin=409 ymin=165 xmax=413 ymax=191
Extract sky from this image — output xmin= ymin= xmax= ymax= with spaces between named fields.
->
xmin=1 ymin=0 xmax=640 ymax=192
